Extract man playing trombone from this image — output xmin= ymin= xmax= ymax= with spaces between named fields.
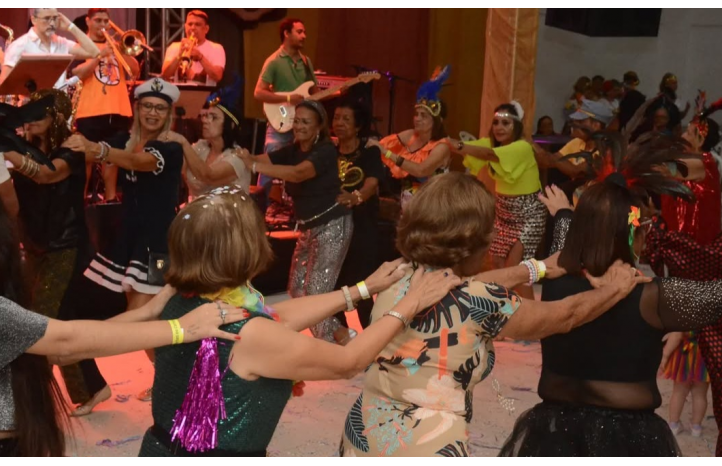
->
xmin=70 ymin=8 xmax=138 ymax=202
xmin=161 ymin=10 xmax=225 ymax=86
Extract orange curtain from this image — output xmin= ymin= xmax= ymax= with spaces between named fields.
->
xmin=479 ymin=8 xmax=539 ymax=138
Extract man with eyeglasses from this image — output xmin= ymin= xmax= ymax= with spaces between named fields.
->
xmin=70 ymin=8 xmax=138 ymax=203
xmin=0 ymin=8 xmax=100 ymax=89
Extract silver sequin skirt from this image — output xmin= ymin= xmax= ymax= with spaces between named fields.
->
xmin=288 ymin=214 xmax=353 ymax=342
xmin=490 ymin=191 xmax=546 ymax=260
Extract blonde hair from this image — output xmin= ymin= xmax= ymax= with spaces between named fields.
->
xmin=125 ymin=99 xmax=174 ymax=151
xmin=165 ymin=186 xmax=273 ymax=294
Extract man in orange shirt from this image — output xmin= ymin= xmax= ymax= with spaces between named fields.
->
xmin=70 ymin=8 xmax=138 ymax=202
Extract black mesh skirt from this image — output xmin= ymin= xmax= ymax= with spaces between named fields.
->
xmin=498 ymin=402 xmax=682 ymax=457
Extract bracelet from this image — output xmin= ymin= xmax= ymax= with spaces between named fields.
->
xmin=341 ymin=286 xmax=355 ymax=312
xmin=519 ymin=260 xmax=537 ymax=286
xmin=395 ymin=156 xmax=405 ymax=168
xmin=169 ymin=319 xmax=184 ymax=345
xmin=383 ymin=310 xmax=409 ymax=328
xmin=19 ymin=156 xmax=40 ymax=179
xmin=68 ymin=23 xmax=77 ymax=32
xmin=536 ymin=260 xmax=547 ymax=280
xmin=456 ymin=140 xmax=464 ymax=151
xmin=353 ymin=190 xmax=363 ymax=205
xmin=384 ymin=149 xmax=393 ymax=159
xmin=96 ymin=141 xmax=111 ymax=163
xmin=252 ymin=161 xmax=257 ymax=174
xmin=356 ymin=281 xmax=371 ymax=300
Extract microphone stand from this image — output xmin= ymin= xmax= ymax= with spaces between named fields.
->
xmin=351 ymin=64 xmax=414 ymax=135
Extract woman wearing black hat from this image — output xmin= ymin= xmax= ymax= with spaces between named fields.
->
xmin=237 ymin=100 xmax=355 ymax=344
xmin=65 ymin=77 xmax=186 ymax=404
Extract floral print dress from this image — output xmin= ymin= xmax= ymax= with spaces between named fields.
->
xmin=340 ymin=274 xmax=521 ymax=457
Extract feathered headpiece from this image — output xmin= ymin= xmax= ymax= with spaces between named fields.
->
xmin=691 ymin=91 xmax=722 ymax=141
xmin=564 ymin=131 xmax=696 ymax=203
xmin=206 ymin=75 xmax=243 ymax=126
xmin=495 ymin=100 xmax=524 ymax=122
xmin=416 ymin=65 xmax=450 ymax=118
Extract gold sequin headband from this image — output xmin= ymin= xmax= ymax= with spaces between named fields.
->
xmin=494 ymin=111 xmax=521 ymax=122
xmin=207 ymin=97 xmax=239 ymax=127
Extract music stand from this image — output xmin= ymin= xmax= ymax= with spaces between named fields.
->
xmin=174 ymin=84 xmax=214 ymax=119
xmin=0 ymin=54 xmax=73 ymax=95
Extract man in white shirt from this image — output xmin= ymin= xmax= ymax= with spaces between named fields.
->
xmin=161 ymin=10 xmax=225 ymax=86
xmin=0 ymin=9 xmax=100 ymax=89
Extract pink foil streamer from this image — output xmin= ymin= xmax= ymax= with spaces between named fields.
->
xmin=170 ymin=338 xmax=227 ymax=453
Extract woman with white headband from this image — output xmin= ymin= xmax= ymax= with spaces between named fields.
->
xmin=447 ymin=102 xmax=545 ymax=300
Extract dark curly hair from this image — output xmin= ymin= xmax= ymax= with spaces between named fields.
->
xmin=27 ymin=89 xmax=72 ymax=151
xmin=396 ymin=172 xmax=495 ymax=268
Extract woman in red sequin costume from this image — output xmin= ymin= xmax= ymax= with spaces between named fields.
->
xmin=646 ymin=94 xmax=722 ymax=455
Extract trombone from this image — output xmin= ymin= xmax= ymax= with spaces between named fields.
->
xmin=104 ymin=20 xmax=151 ymax=57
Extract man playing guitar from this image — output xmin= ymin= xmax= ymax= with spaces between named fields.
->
xmin=254 ymin=18 xmax=317 ymax=197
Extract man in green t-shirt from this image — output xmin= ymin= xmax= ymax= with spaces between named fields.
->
xmin=253 ymin=17 xmax=318 ymax=198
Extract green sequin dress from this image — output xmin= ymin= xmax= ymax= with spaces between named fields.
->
xmin=138 ymin=295 xmax=293 ymax=456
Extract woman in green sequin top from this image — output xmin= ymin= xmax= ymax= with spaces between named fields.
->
xmin=138 ymin=187 xmax=462 ymax=457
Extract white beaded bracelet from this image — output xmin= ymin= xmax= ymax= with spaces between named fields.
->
xmin=341 ymin=286 xmax=354 ymax=312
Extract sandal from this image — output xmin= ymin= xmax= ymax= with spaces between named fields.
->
xmin=70 ymin=385 xmax=111 ymax=417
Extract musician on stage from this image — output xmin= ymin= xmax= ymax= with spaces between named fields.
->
xmin=0 ymin=9 xmax=100 ymax=88
xmin=71 ymin=8 xmax=138 ymax=202
xmin=161 ymin=10 xmax=225 ymax=86
xmin=253 ymin=18 xmax=318 ymax=197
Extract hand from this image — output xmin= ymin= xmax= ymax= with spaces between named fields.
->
xmin=63 ymin=134 xmax=95 ymax=158
xmin=337 ymin=191 xmax=357 ymax=209
xmin=538 ymin=184 xmax=573 ymax=217
xmin=178 ymin=301 xmax=250 ymax=342
xmin=540 ymin=251 xmax=566 ymax=280
xmin=584 ymin=260 xmax=652 ymax=296
xmin=365 ymin=138 xmax=381 ymax=150
xmin=234 ymin=147 xmax=253 ymax=168
xmin=289 ymin=94 xmax=305 ymax=106
xmin=161 ymin=130 xmax=186 ymax=144
xmin=99 ymin=46 xmax=114 ymax=59
xmin=57 ymin=13 xmax=72 ymax=31
xmin=190 ymin=48 xmax=203 ymax=61
xmin=403 ymin=267 xmax=462 ymax=315
xmin=363 ymin=258 xmax=409 ymax=295
xmin=659 ymin=332 xmax=683 ymax=373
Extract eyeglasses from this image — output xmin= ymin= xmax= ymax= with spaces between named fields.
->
xmin=35 ymin=15 xmax=59 ymax=23
xmin=140 ymin=102 xmax=170 ymax=114
xmin=200 ymin=113 xmax=221 ymax=122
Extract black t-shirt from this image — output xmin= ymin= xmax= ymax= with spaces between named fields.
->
xmin=269 ymin=140 xmax=345 ymax=227
xmin=338 ymin=143 xmax=383 ymax=222
xmin=13 ymin=148 xmax=86 ymax=254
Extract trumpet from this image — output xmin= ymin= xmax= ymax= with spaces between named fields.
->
xmin=0 ymin=23 xmax=14 ymax=46
xmin=178 ymin=33 xmax=197 ymax=80
xmin=104 ymin=20 xmax=150 ymax=57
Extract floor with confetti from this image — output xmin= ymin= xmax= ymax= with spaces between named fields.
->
xmin=61 ymin=316 xmax=717 ymax=456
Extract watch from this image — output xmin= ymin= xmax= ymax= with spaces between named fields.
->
xmin=456 ymin=140 xmax=464 ymax=151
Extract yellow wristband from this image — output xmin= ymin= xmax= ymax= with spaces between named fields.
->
xmin=169 ymin=319 xmax=184 ymax=345
xmin=537 ymin=260 xmax=546 ymax=280
xmin=286 ymin=94 xmax=291 ymax=104
xmin=384 ymin=149 xmax=393 ymax=159
xmin=356 ymin=281 xmax=371 ymax=300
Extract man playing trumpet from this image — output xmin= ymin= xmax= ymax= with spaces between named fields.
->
xmin=70 ymin=8 xmax=138 ymax=203
xmin=161 ymin=10 xmax=225 ymax=86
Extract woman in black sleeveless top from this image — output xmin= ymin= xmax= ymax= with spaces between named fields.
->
xmin=500 ymin=136 xmax=722 ymax=456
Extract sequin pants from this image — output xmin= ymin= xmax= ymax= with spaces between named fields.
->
xmin=490 ymin=192 xmax=546 ymax=260
xmin=699 ymin=322 xmax=722 ymax=456
xmin=289 ymin=214 xmax=353 ymax=342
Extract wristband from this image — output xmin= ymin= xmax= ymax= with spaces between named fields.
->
xmin=286 ymin=94 xmax=291 ymax=104
xmin=536 ymin=260 xmax=547 ymax=280
xmin=356 ymin=281 xmax=371 ymax=300
xmin=384 ymin=310 xmax=409 ymax=328
xmin=384 ymin=150 xmax=393 ymax=159
xmin=169 ymin=319 xmax=184 ymax=345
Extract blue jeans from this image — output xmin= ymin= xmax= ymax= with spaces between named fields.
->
xmin=259 ymin=124 xmax=295 ymax=204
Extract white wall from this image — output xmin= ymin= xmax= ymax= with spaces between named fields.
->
xmin=534 ymin=8 xmax=722 ymax=132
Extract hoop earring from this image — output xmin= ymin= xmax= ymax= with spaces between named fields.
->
xmin=315 ymin=133 xmax=320 ymax=144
